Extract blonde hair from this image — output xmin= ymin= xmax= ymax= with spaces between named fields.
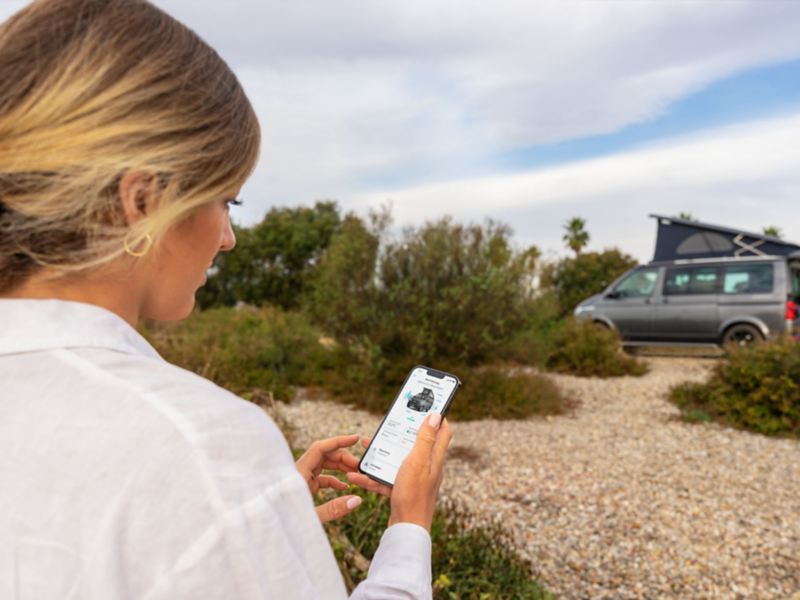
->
xmin=0 ymin=0 xmax=260 ymax=293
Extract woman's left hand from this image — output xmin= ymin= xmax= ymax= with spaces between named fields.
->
xmin=296 ymin=434 xmax=391 ymax=523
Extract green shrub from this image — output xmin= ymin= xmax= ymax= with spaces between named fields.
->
xmin=449 ymin=366 xmax=567 ymax=421
xmin=670 ymin=339 xmax=800 ymax=437
xmin=499 ymin=292 xmax=563 ymax=367
xmin=376 ymin=219 xmax=540 ymax=365
xmin=308 ymin=213 xmax=540 ymax=367
xmin=141 ymin=306 xmax=328 ymax=401
xmin=328 ymin=490 xmax=553 ymax=599
xmin=540 ymin=249 xmax=638 ymax=316
xmin=545 ymin=318 xmax=648 ymax=378
xmin=299 ymin=212 xmax=575 ymax=419
xmin=142 ymin=306 xmax=572 ymax=421
xmin=321 ymin=357 xmax=570 ymax=422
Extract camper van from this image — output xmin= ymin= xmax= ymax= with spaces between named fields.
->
xmin=574 ymin=215 xmax=800 ymax=347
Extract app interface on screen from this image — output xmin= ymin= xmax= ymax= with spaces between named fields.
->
xmin=361 ymin=367 xmax=458 ymax=484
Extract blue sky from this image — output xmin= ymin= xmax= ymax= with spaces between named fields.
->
xmin=496 ymin=58 xmax=800 ymax=174
xmin=3 ymin=0 xmax=800 ymax=262
xmin=354 ymin=56 xmax=800 ymax=191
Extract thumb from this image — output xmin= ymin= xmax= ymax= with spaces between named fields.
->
xmin=409 ymin=412 xmax=442 ymax=460
xmin=315 ymin=495 xmax=362 ymax=524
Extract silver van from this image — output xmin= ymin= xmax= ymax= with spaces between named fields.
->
xmin=575 ymin=256 xmax=800 ymax=346
xmin=574 ymin=216 xmax=800 ymax=347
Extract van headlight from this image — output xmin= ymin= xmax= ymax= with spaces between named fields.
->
xmin=574 ymin=305 xmax=595 ymax=316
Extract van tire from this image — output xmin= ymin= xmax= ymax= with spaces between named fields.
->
xmin=721 ymin=323 xmax=763 ymax=350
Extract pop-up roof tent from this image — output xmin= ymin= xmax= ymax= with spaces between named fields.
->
xmin=649 ymin=214 xmax=800 ymax=263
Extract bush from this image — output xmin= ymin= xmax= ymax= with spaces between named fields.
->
xmin=499 ymin=292 xmax=563 ymax=367
xmin=328 ymin=490 xmax=553 ymax=599
xmin=545 ymin=318 xmax=648 ymax=378
xmin=449 ymin=366 xmax=567 ymax=421
xmin=321 ymin=358 xmax=570 ymax=422
xmin=670 ymin=339 xmax=800 ymax=437
xmin=377 ymin=219 xmax=540 ymax=365
xmin=308 ymin=213 xmax=540 ymax=367
xmin=541 ymin=249 xmax=638 ymax=316
xmin=143 ymin=306 xmax=572 ymax=421
xmin=301 ymin=212 xmax=576 ymax=420
xmin=141 ymin=306 xmax=329 ymax=401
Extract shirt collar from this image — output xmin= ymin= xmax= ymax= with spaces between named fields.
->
xmin=0 ymin=298 xmax=162 ymax=360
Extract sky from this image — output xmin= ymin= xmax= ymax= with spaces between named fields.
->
xmin=3 ymin=0 xmax=800 ymax=263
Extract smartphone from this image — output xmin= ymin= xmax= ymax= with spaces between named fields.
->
xmin=358 ymin=365 xmax=461 ymax=487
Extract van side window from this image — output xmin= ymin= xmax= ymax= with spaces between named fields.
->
xmin=722 ymin=264 xmax=773 ymax=294
xmin=664 ymin=266 xmax=719 ymax=295
xmin=612 ymin=268 xmax=659 ymax=298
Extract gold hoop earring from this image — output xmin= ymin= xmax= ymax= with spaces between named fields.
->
xmin=123 ymin=232 xmax=153 ymax=258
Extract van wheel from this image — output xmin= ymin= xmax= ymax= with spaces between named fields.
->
xmin=721 ymin=324 xmax=763 ymax=350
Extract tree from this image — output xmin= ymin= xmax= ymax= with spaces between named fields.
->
xmin=305 ymin=214 xmax=380 ymax=342
xmin=540 ymin=249 xmax=639 ymax=316
xmin=197 ymin=201 xmax=342 ymax=309
xmin=763 ymin=226 xmax=783 ymax=239
xmin=562 ymin=217 xmax=589 ymax=256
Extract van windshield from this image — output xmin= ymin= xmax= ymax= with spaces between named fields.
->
xmin=613 ymin=268 xmax=659 ymax=298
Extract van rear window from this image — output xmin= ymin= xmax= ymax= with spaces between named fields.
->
xmin=791 ymin=267 xmax=800 ymax=299
xmin=722 ymin=264 xmax=773 ymax=294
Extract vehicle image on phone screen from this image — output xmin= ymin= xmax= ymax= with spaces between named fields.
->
xmin=359 ymin=366 xmax=460 ymax=487
xmin=407 ymin=387 xmax=435 ymax=412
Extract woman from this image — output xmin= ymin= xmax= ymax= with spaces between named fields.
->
xmin=0 ymin=1 xmax=451 ymax=598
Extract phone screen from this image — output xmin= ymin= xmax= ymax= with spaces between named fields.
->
xmin=360 ymin=366 xmax=459 ymax=486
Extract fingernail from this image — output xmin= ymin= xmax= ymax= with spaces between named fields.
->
xmin=346 ymin=496 xmax=362 ymax=510
xmin=428 ymin=413 xmax=442 ymax=429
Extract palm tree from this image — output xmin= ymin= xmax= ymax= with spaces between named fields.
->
xmin=563 ymin=217 xmax=590 ymax=256
xmin=762 ymin=226 xmax=782 ymax=239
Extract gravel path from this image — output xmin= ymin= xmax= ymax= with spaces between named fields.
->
xmin=280 ymin=358 xmax=800 ymax=599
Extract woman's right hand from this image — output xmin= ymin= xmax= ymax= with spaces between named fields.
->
xmin=388 ymin=412 xmax=452 ymax=531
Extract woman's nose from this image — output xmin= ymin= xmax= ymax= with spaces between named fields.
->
xmin=220 ymin=216 xmax=236 ymax=252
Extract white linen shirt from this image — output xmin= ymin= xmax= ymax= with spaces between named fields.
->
xmin=0 ymin=299 xmax=432 ymax=600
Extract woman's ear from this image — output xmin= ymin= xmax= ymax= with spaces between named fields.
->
xmin=118 ymin=171 xmax=160 ymax=225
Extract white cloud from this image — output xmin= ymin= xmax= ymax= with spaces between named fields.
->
xmin=3 ymin=0 xmax=800 ymax=247
xmin=187 ymin=0 xmax=800 ymax=216
xmin=349 ymin=111 xmax=800 ymax=263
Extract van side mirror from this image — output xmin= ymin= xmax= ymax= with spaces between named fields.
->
xmin=606 ymin=290 xmax=620 ymax=300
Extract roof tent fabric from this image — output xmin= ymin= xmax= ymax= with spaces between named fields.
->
xmin=649 ymin=214 xmax=800 ymax=262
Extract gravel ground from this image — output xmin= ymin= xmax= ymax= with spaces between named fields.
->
xmin=280 ymin=358 xmax=800 ymax=599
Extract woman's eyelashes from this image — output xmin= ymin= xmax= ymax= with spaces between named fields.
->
xmin=225 ymin=198 xmax=243 ymax=210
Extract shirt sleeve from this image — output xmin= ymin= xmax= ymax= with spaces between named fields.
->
xmin=349 ymin=523 xmax=433 ymax=600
